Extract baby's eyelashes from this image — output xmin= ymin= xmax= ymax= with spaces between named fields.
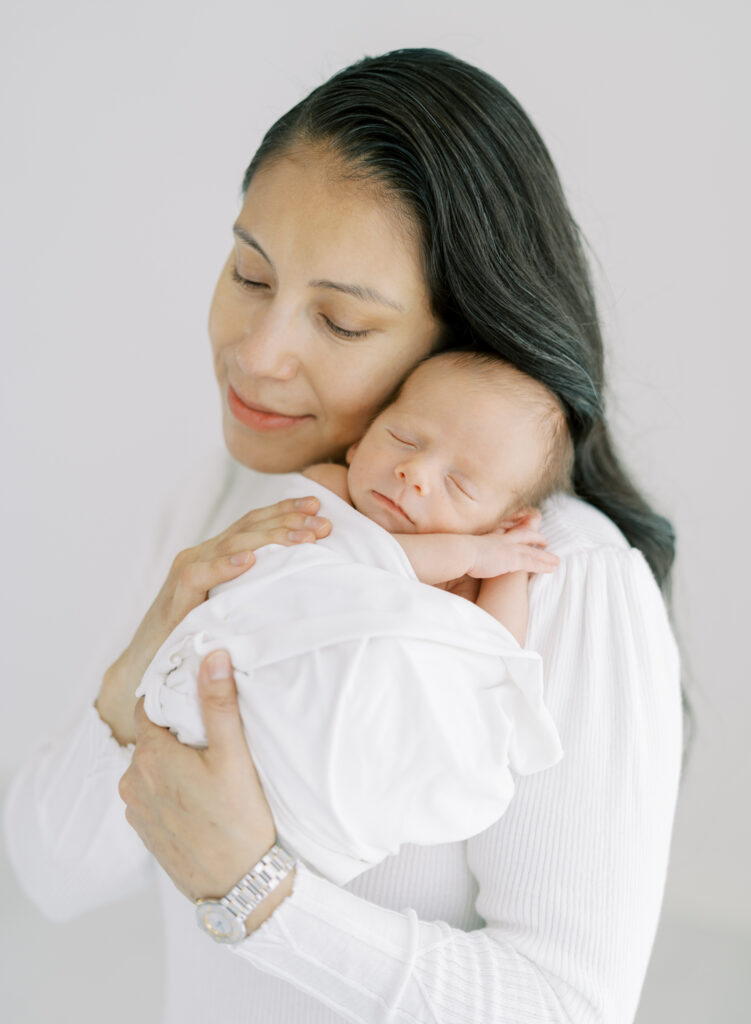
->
xmin=447 ymin=476 xmax=476 ymax=501
xmin=387 ymin=429 xmax=416 ymax=447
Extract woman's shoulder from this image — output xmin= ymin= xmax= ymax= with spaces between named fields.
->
xmin=539 ymin=491 xmax=631 ymax=560
xmin=533 ymin=491 xmax=669 ymax=618
xmin=155 ymin=448 xmax=239 ymax=553
xmin=531 ymin=492 xmax=678 ymax=669
xmin=529 ymin=493 xmax=680 ymax=703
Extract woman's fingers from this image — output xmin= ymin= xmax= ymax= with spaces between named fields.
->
xmin=228 ymin=514 xmax=331 ymax=548
xmin=241 ymin=511 xmax=332 ymax=540
xmin=99 ymin=494 xmax=333 ymax=744
xmin=171 ymin=551 xmax=257 ymax=610
xmin=197 ymin=651 xmax=250 ymax=765
xmin=216 ymin=503 xmax=332 ymax=550
xmin=169 ymin=505 xmax=332 ymax=619
xmin=212 ymin=516 xmax=331 ymax=558
xmin=235 ymin=495 xmax=321 ymax=526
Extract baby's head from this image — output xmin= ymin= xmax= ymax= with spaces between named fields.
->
xmin=346 ymin=351 xmax=573 ymax=534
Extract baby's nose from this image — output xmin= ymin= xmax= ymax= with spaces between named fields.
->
xmin=396 ymin=460 xmax=430 ymax=495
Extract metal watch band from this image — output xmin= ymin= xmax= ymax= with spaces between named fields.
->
xmin=195 ymin=841 xmax=297 ymax=943
xmin=219 ymin=842 xmax=297 ymax=918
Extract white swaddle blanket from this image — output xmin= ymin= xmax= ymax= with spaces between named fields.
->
xmin=136 ymin=473 xmax=564 ymax=885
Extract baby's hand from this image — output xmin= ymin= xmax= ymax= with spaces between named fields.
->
xmin=468 ymin=522 xmax=559 ymax=578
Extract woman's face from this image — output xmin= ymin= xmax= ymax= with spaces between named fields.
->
xmin=209 ymin=147 xmax=444 ymax=472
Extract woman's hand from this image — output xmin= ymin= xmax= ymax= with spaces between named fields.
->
xmin=96 ymin=496 xmax=331 ymax=745
xmin=118 ymin=650 xmax=294 ymax=931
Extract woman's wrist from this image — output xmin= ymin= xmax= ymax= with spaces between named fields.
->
xmin=242 ymin=867 xmax=297 ymax=936
xmin=94 ymin=650 xmax=138 ymax=746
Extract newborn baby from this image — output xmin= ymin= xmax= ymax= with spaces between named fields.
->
xmin=305 ymin=349 xmax=571 ymax=644
xmin=137 ymin=351 xmax=572 ymax=884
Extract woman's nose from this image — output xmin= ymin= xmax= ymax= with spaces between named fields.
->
xmin=234 ymin=313 xmax=299 ymax=382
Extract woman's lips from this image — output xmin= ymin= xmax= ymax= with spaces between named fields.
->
xmin=227 ymin=386 xmax=313 ymax=432
xmin=371 ymin=490 xmax=414 ymax=525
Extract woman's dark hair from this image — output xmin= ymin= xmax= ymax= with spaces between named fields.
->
xmin=241 ymin=47 xmax=693 ymax=768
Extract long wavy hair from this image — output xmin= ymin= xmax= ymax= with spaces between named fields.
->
xmin=240 ymin=47 xmax=693 ymax=770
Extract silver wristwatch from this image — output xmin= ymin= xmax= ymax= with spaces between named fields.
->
xmin=195 ymin=842 xmax=297 ymax=944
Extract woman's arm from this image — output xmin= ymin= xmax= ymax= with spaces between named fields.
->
xmin=2 ymin=454 xmax=196 ymax=919
xmin=237 ymin=547 xmax=681 ymax=1023
xmin=3 ymin=706 xmax=155 ymax=920
xmin=120 ymin=540 xmax=683 ymax=1023
xmin=2 ymin=455 xmax=331 ymax=920
xmin=96 ymin=496 xmax=331 ymax=746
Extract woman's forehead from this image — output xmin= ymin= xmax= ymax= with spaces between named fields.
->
xmin=238 ymin=152 xmax=424 ymax=294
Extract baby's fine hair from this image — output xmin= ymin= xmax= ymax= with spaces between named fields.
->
xmin=393 ymin=349 xmax=575 ymax=513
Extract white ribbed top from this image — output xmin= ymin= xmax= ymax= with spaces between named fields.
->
xmin=3 ymin=451 xmax=683 ymax=1024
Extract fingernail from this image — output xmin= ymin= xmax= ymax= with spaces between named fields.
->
xmin=231 ymin=551 xmax=252 ymax=565
xmin=288 ymin=530 xmax=313 ymax=542
xmin=206 ymin=651 xmax=231 ymax=680
xmin=294 ymin=497 xmax=315 ymax=508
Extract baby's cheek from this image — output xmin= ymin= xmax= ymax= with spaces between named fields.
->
xmin=345 ymin=470 xmax=368 ymax=516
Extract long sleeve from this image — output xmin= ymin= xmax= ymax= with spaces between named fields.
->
xmin=3 ymin=706 xmax=154 ymax=920
xmin=3 ymin=456 xmax=684 ymax=1024
xmin=3 ymin=449 xmax=234 ymax=922
xmin=226 ymin=536 xmax=683 ymax=1024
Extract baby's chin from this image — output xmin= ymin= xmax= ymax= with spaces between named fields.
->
xmin=352 ymin=489 xmax=419 ymax=534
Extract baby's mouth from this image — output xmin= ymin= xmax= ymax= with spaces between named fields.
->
xmin=371 ymin=490 xmax=415 ymax=525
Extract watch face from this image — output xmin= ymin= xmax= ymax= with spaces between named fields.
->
xmin=196 ymin=901 xmax=246 ymax=944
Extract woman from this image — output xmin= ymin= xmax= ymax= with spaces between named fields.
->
xmin=4 ymin=48 xmax=684 ymax=1023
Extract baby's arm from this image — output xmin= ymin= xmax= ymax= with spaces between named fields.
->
xmin=391 ymin=532 xmax=479 ymax=584
xmin=396 ymin=524 xmax=557 ymax=647
xmin=300 ymin=465 xmax=550 ymax=643
xmin=476 ymin=572 xmax=530 ymax=645
xmin=394 ymin=527 xmax=558 ymax=585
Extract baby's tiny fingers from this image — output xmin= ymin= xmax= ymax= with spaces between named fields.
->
xmin=505 ymin=528 xmax=549 ymax=547
xmin=529 ymin=550 xmax=560 ymax=572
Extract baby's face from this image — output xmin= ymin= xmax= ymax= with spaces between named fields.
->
xmin=346 ymin=359 xmax=546 ymax=535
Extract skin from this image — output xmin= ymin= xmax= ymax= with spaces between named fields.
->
xmin=210 ymin=145 xmax=443 ymax=471
xmin=115 ymin=145 xmax=454 ymax=931
xmin=346 ymin=355 xmax=551 ymax=535
xmin=326 ymin=354 xmax=560 ymax=645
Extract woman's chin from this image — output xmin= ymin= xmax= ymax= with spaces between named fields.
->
xmin=222 ymin=419 xmax=319 ymax=475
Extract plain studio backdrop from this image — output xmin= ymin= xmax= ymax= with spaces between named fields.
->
xmin=1 ymin=1 xmax=748 ymax=1021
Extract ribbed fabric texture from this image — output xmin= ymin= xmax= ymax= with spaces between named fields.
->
xmin=3 ymin=452 xmax=683 ymax=1024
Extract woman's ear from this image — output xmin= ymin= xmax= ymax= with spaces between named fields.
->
xmin=345 ymin=441 xmax=360 ymax=465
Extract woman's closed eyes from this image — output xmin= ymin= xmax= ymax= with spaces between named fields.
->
xmin=230 ymin=266 xmax=371 ymax=340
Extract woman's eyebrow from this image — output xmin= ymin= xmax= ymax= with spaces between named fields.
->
xmin=232 ymin=224 xmax=406 ymax=313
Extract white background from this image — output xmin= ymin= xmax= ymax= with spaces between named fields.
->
xmin=1 ymin=1 xmax=749 ymax=1020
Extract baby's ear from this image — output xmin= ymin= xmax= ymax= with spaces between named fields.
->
xmin=345 ymin=441 xmax=360 ymax=465
xmin=496 ymin=506 xmax=541 ymax=531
